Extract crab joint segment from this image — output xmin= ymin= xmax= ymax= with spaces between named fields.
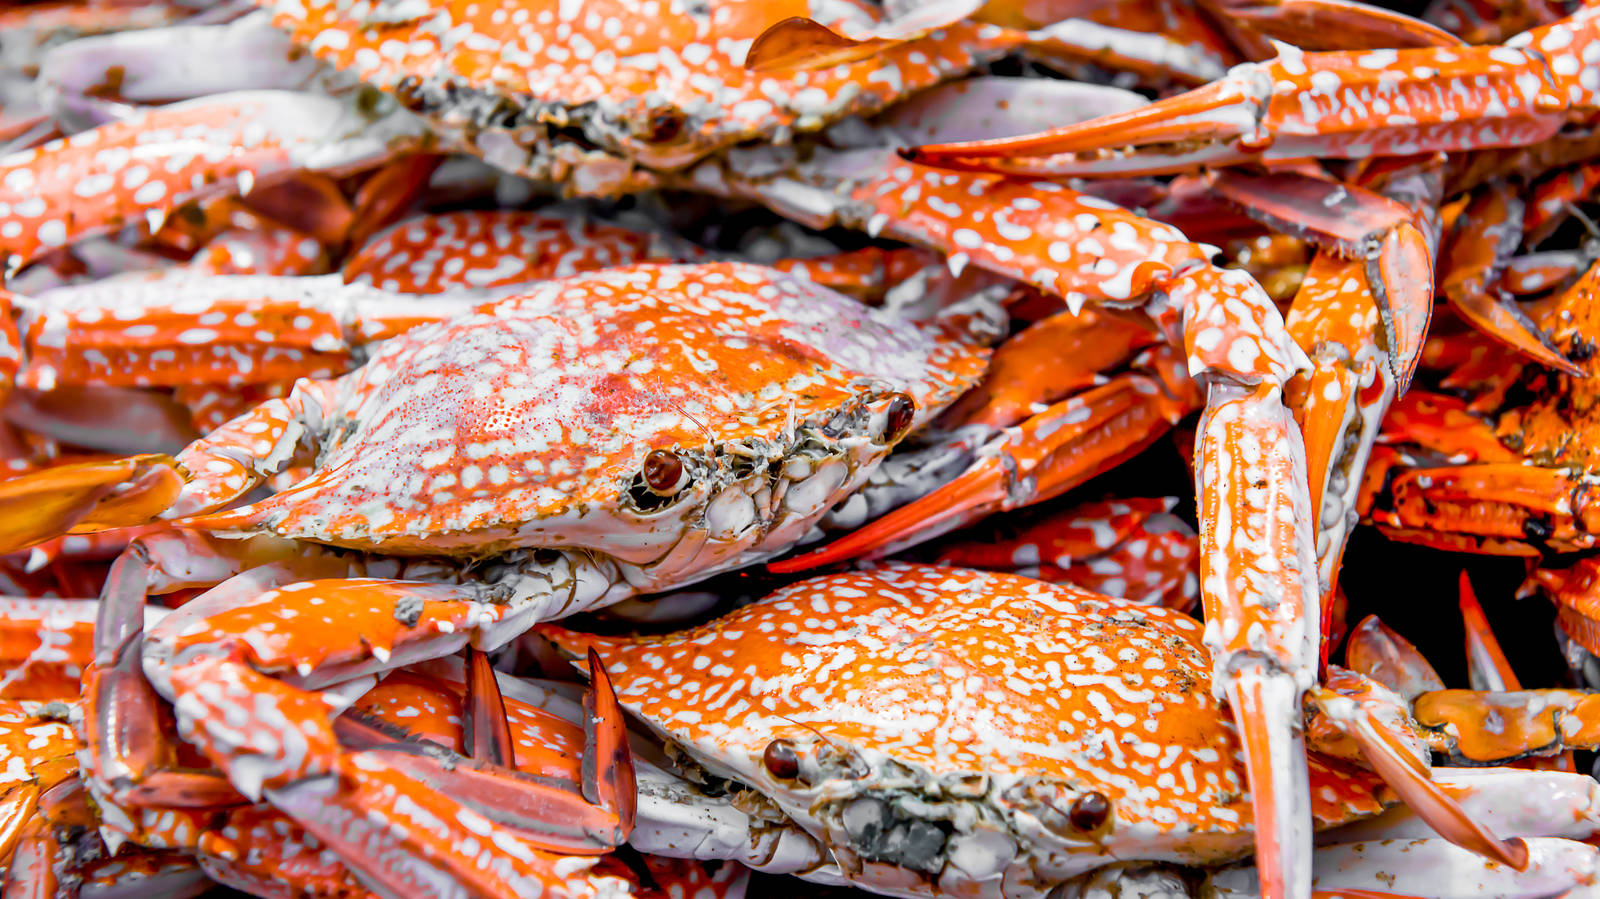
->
xmin=1198 ymin=377 xmax=1320 ymax=899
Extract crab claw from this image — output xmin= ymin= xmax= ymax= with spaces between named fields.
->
xmin=0 ymin=455 xmax=182 ymax=555
xmin=1212 ymin=0 xmax=1467 ymax=51
xmin=583 ymin=647 xmax=637 ymax=837
xmin=1307 ymin=669 xmax=1529 ymax=872
xmin=465 ymin=647 xmax=516 ymax=767
xmin=1343 ymin=615 xmax=1446 ymax=702
xmin=903 ymin=18 xmax=1583 ymax=178
xmin=902 ymin=69 xmax=1280 ymax=177
xmin=1439 ymin=183 xmax=1584 ymax=377
xmin=1457 ymin=571 xmax=1522 ymax=693
xmin=142 ymin=575 xmax=642 ymax=896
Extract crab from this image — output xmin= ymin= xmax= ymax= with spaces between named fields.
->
xmin=535 ymin=563 xmax=1600 ymax=897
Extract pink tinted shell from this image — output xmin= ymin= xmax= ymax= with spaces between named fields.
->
xmin=207 ymin=263 xmax=986 ymax=551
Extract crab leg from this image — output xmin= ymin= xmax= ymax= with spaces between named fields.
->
xmin=0 ymin=596 xmax=164 ymax=700
xmin=14 ymin=273 xmax=479 ymax=390
xmin=1214 ymin=166 xmax=1439 ymax=383
xmin=79 ymin=541 xmax=247 ymax=831
xmin=36 ymin=14 xmax=319 ymax=126
xmin=903 ymin=6 xmax=1600 ymax=177
xmin=1322 ymin=766 xmax=1600 ymax=845
xmin=1305 ymin=668 xmax=1528 ymax=870
xmin=1380 ymin=463 xmax=1600 ymax=553
xmin=1499 ymin=248 xmax=1597 ymax=296
xmin=0 ymin=699 xmax=84 ymax=896
xmin=1523 ymin=160 xmax=1600 ymax=246
xmin=75 ymin=531 xmax=416 ymax=853
xmin=1 ymin=812 xmax=64 ymax=897
xmin=1410 ymin=689 xmax=1600 ymax=764
xmin=342 ymin=209 xmax=687 ymax=294
xmin=1234 ymin=163 xmax=1440 ymax=641
xmin=1198 ymin=380 xmax=1319 ymax=898
xmin=935 ymin=305 xmax=1159 ymax=430
xmin=0 ymin=89 xmax=426 ymax=268
xmin=0 ymin=454 xmax=182 ymax=555
xmin=76 ymin=850 xmax=214 ymax=899
xmin=934 ymin=496 xmax=1200 ymax=609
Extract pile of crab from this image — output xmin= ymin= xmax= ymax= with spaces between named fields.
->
xmin=4 ymin=0 xmax=1600 ymax=895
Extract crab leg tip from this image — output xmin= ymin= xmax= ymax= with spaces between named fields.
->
xmin=1225 ymin=663 xmax=1313 ymax=899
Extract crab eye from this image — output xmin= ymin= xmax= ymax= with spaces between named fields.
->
xmin=882 ymin=393 xmax=916 ymax=443
xmin=1068 ymin=791 xmax=1111 ymax=832
xmin=393 ymin=74 xmax=427 ymax=111
xmin=642 ymin=449 xmax=686 ymax=494
xmin=762 ymin=739 xmax=800 ymax=779
xmin=639 ymin=106 xmax=686 ymax=143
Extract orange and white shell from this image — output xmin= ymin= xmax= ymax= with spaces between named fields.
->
xmin=543 ymin=564 xmax=1390 ymax=896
